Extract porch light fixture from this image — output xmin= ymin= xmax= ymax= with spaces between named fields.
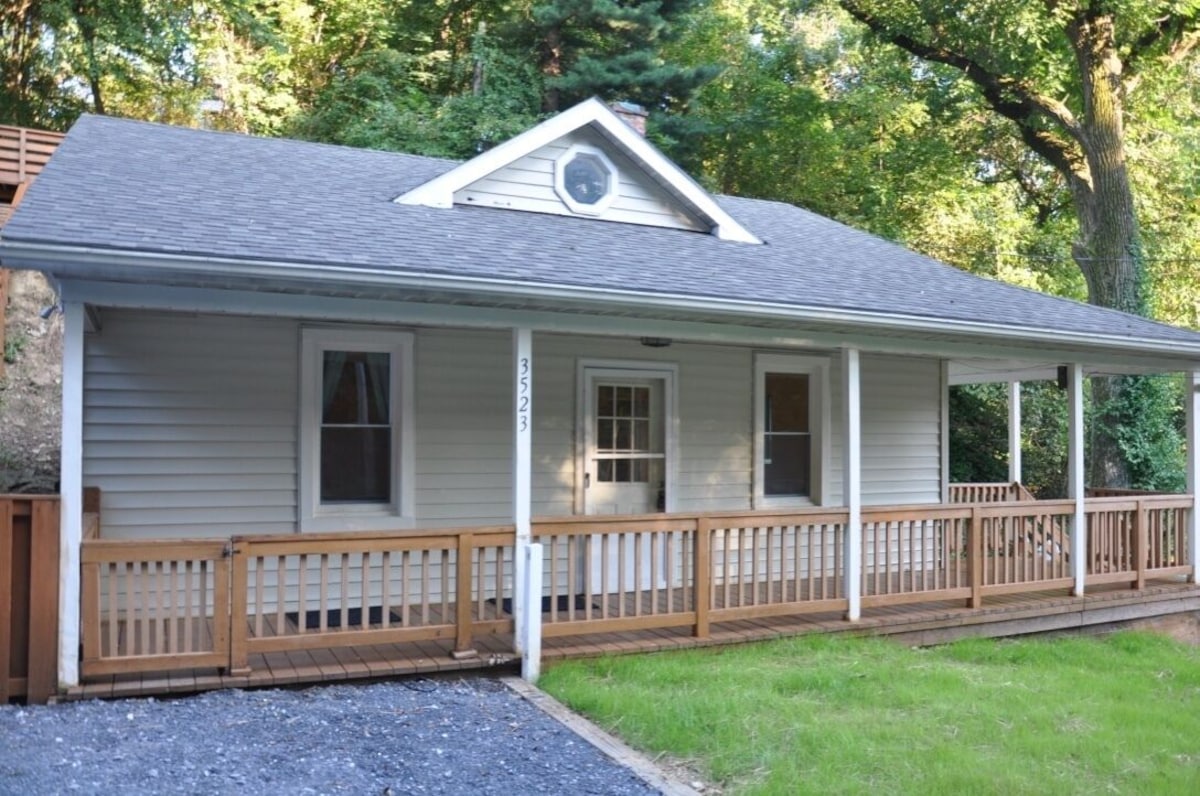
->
xmin=640 ymin=337 xmax=672 ymax=348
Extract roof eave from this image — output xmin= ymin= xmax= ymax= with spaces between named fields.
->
xmin=4 ymin=239 xmax=1200 ymax=362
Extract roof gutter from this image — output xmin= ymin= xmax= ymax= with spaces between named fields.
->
xmin=4 ymin=239 xmax=1200 ymax=361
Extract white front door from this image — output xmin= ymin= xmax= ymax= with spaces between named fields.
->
xmin=584 ymin=375 xmax=666 ymax=515
xmin=580 ymin=365 xmax=675 ymax=594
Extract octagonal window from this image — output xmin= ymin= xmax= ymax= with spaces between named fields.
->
xmin=554 ymin=145 xmax=618 ymax=215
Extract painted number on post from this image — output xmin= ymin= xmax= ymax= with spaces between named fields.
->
xmin=518 ymin=357 xmax=530 ymax=433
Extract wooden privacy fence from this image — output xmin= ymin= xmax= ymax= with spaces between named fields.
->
xmin=77 ymin=495 xmax=1195 ymax=680
xmin=1 ymin=495 xmax=59 ymax=703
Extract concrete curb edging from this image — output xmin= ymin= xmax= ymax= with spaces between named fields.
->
xmin=502 ymin=676 xmax=704 ymax=796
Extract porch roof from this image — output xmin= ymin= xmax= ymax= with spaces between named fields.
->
xmin=3 ymin=113 xmax=1200 ymax=361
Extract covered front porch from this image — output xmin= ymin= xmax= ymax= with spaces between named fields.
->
xmin=41 ymin=273 xmax=1200 ymax=699
xmin=69 ymin=487 xmax=1198 ymax=699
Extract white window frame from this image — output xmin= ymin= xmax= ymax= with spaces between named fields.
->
xmin=753 ymin=353 xmax=831 ymax=508
xmin=299 ymin=327 xmax=415 ymax=532
xmin=554 ymin=143 xmax=619 ymax=216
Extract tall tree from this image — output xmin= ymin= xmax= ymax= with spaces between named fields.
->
xmin=530 ymin=0 xmax=718 ymax=112
xmin=0 ymin=0 xmax=205 ymax=129
xmin=835 ymin=0 xmax=1200 ymax=486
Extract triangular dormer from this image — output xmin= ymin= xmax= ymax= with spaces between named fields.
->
xmin=395 ymin=98 xmax=761 ymax=244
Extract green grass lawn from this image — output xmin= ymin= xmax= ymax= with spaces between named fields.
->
xmin=539 ymin=632 xmax=1200 ymax=794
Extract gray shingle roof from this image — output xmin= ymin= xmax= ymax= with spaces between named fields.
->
xmin=4 ymin=113 xmax=1200 ymax=349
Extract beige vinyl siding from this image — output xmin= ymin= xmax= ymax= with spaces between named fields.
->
xmin=82 ymin=311 xmax=942 ymax=542
xmin=413 ymin=328 xmax=514 ymax=525
xmin=861 ymin=354 xmax=942 ymax=505
xmin=83 ymin=310 xmax=300 ymax=539
xmin=794 ymin=353 xmax=940 ymax=507
xmin=453 ymin=128 xmax=708 ymax=232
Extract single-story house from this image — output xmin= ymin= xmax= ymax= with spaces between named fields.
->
xmin=2 ymin=99 xmax=1198 ymax=690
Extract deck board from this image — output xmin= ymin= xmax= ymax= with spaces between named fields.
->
xmin=63 ymin=577 xmax=1200 ymax=701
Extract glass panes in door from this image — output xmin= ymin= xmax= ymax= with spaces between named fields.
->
xmin=763 ymin=372 xmax=811 ymax=497
xmin=595 ymin=384 xmax=654 ymax=482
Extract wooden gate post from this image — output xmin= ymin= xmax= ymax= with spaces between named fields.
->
xmin=968 ymin=507 xmax=983 ymax=609
xmin=452 ymin=533 xmax=476 ymax=658
xmin=227 ymin=538 xmax=250 ymax=675
xmin=694 ymin=518 xmax=711 ymax=638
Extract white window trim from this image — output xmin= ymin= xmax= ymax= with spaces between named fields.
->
xmin=554 ymin=143 xmax=619 ymax=216
xmin=753 ymin=353 xmax=831 ymax=509
xmin=299 ymin=327 xmax=415 ymax=532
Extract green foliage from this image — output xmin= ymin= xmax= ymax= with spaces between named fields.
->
xmin=3 ymin=332 xmax=27 ymax=365
xmin=1103 ymin=375 xmax=1186 ymax=493
xmin=288 ymin=30 xmax=542 ymax=158
xmin=542 ymin=632 xmax=1200 ymax=795
xmin=949 ymin=382 xmax=1070 ymax=498
xmin=529 ymin=0 xmax=719 ymax=112
xmin=948 ymin=384 xmax=1008 ymax=484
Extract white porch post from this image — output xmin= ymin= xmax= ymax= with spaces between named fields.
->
xmin=512 ymin=328 xmax=533 ymax=657
xmin=842 ymin=347 xmax=862 ymax=621
xmin=520 ymin=542 xmax=543 ymax=682
xmin=1067 ymin=364 xmax=1086 ymax=596
xmin=1008 ymin=381 xmax=1022 ymax=485
xmin=1186 ymin=370 xmax=1200 ymax=582
xmin=58 ymin=299 xmax=85 ymax=688
xmin=939 ymin=360 xmax=950 ymax=504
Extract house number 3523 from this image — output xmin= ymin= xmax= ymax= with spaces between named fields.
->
xmin=517 ymin=357 xmax=530 ymax=432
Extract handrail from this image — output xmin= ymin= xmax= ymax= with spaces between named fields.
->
xmin=75 ymin=493 xmax=1195 ymax=680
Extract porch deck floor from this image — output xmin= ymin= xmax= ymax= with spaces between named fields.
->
xmin=63 ymin=577 xmax=1200 ymax=702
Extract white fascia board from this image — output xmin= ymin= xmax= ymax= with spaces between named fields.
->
xmin=9 ymin=241 xmax=1200 ymax=366
xmin=394 ymin=97 xmax=762 ymax=245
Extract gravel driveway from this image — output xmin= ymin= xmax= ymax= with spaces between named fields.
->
xmin=0 ymin=678 xmax=662 ymax=795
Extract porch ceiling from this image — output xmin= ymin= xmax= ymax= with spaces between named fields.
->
xmin=947 ymin=358 xmax=1177 ymax=383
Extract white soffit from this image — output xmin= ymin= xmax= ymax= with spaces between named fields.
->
xmin=947 ymin=358 xmax=1176 ymax=384
xmin=394 ymin=97 xmax=762 ymax=245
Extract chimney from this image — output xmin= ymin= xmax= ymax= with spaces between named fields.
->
xmin=610 ymin=101 xmax=648 ymax=136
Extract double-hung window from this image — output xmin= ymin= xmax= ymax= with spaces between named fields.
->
xmin=299 ymin=328 xmax=414 ymax=531
xmin=753 ymin=354 xmax=830 ymax=507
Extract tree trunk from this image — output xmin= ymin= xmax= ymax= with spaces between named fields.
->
xmin=540 ymin=23 xmax=563 ymax=113
xmin=72 ymin=0 xmax=105 ymax=115
xmin=1065 ymin=12 xmax=1145 ymax=488
xmin=1 ymin=0 xmax=42 ymax=126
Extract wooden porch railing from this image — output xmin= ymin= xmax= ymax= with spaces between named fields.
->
xmin=77 ymin=494 xmax=1194 ymax=680
xmin=948 ymin=482 xmax=1035 ymax=503
xmin=81 ymin=525 xmax=517 ymax=679
xmin=80 ymin=539 xmax=231 ymax=676
xmin=227 ymin=526 xmax=514 ymax=672
xmin=1085 ymin=495 xmax=1191 ymax=589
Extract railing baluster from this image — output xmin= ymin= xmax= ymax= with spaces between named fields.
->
xmin=340 ymin=553 xmax=350 ymax=630
xmin=381 ymin=550 xmax=392 ymax=628
xmin=565 ymin=534 xmax=576 ymax=621
xmin=360 ymin=552 xmax=371 ymax=627
xmin=651 ymin=530 xmax=660 ymax=615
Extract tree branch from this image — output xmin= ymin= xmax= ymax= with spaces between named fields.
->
xmin=1124 ymin=11 xmax=1200 ymax=77
xmin=838 ymin=1 xmax=1083 ymax=177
